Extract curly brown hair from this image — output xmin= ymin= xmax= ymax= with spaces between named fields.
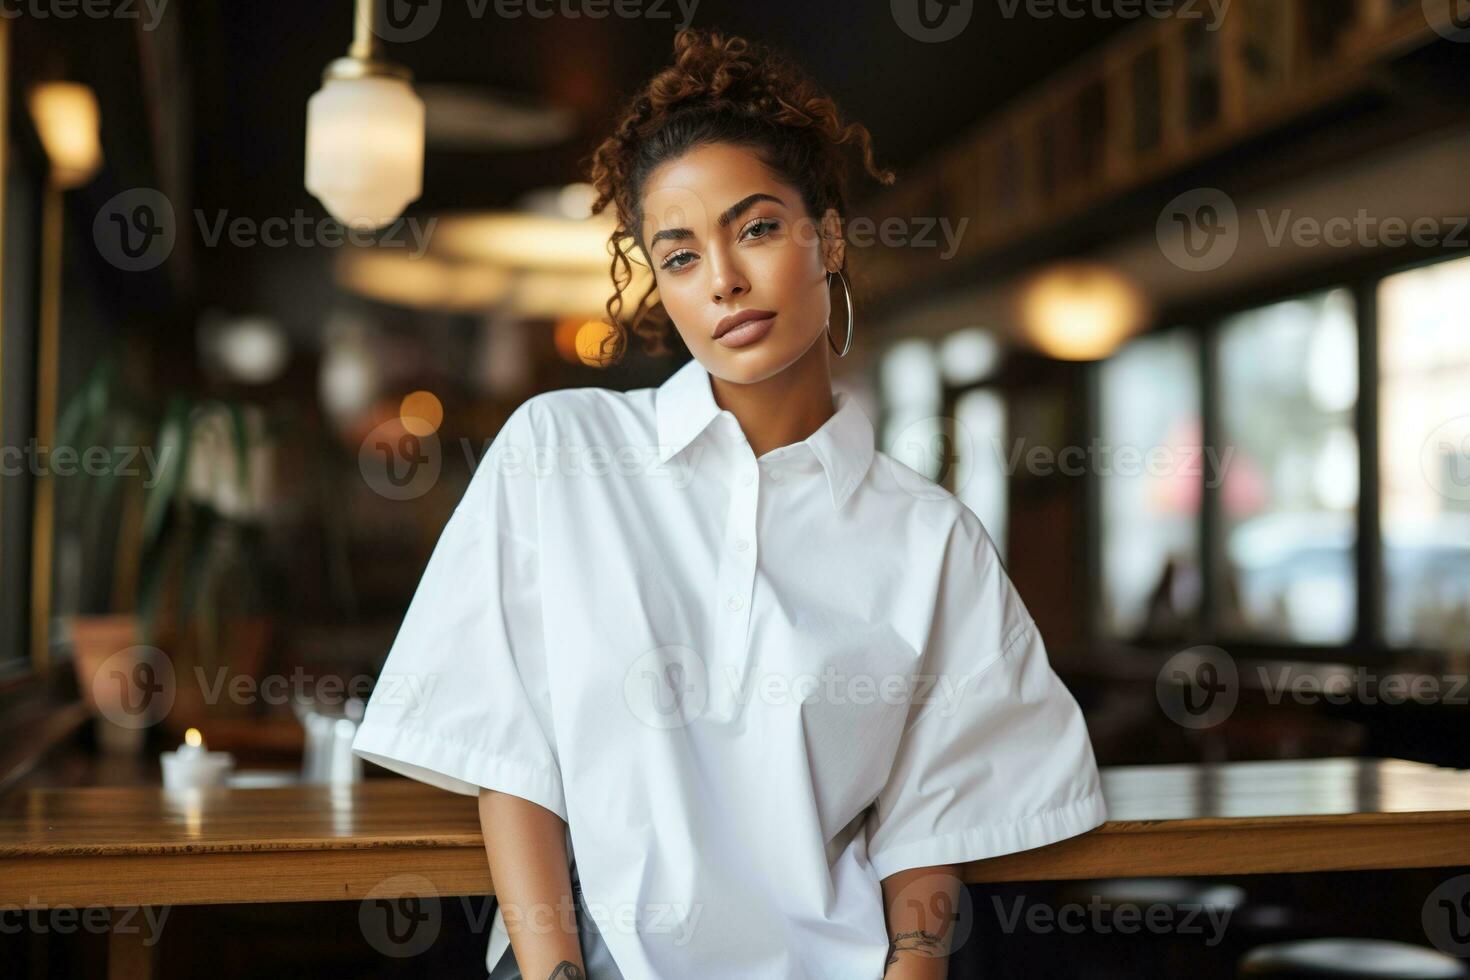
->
xmin=583 ymin=26 xmax=896 ymax=365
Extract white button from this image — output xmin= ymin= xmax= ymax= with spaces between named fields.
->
xmin=741 ymin=472 xmax=755 ymax=486
xmin=770 ymin=469 xmax=784 ymax=484
xmin=727 ymin=594 xmax=743 ymax=611
xmin=735 ymin=538 xmax=749 ymax=552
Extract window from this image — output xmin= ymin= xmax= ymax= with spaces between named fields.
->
xmin=1378 ymin=254 xmax=1470 ymax=650
xmin=1098 ymin=328 xmax=1202 ymax=640
xmin=1216 ymin=288 xmax=1358 ymax=644
xmin=955 ymin=388 xmax=1008 ymax=559
xmin=879 ymin=339 xmax=946 ymax=484
xmin=879 ymin=336 xmax=1009 ymax=559
xmin=1096 ymin=255 xmax=1470 ymax=658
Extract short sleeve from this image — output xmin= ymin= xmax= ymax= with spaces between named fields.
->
xmin=864 ymin=510 xmax=1107 ymax=880
xmin=352 ymin=400 xmax=566 ymax=821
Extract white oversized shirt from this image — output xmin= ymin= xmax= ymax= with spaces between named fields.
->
xmin=352 ymin=355 xmax=1108 ymax=979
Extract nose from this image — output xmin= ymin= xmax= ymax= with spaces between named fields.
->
xmin=709 ymin=250 xmax=749 ymax=303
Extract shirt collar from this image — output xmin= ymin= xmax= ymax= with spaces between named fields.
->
xmin=655 ymin=357 xmax=876 ymax=512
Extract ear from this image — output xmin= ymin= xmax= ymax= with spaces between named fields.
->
xmin=819 ymin=208 xmax=845 ymax=273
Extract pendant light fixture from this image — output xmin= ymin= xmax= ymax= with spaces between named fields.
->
xmin=305 ymin=0 xmax=425 ymax=230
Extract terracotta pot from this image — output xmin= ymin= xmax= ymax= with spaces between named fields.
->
xmin=67 ymin=613 xmax=166 ymax=755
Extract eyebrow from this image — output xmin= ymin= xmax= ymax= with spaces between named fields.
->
xmin=647 ymin=193 xmax=787 ymax=248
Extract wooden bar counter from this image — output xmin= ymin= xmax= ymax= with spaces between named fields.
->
xmin=3 ymin=756 xmax=1470 ymax=976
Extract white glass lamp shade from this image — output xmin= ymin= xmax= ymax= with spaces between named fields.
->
xmin=305 ymin=74 xmax=425 ymax=230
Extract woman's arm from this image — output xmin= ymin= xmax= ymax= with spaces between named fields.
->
xmin=880 ymin=865 xmax=963 ymax=980
xmin=478 ymin=788 xmax=586 ymax=980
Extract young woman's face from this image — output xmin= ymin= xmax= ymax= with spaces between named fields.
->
xmin=639 ymin=142 xmax=844 ymax=384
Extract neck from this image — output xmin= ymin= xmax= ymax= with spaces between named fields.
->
xmin=708 ymin=340 xmax=836 ymax=459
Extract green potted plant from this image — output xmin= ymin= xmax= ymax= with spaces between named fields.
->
xmin=55 ymin=355 xmax=275 ymax=750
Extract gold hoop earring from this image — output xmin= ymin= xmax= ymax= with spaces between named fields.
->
xmin=826 ymin=269 xmax=854 ymax=357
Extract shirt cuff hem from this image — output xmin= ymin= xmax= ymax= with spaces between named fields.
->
xmin=868 ymin=789 xmax=1109 ymax=880
xmin=352 ymin=722 xmax=567 ymax=822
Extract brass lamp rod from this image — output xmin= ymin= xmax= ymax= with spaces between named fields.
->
xmin=347 ymin=0 xmax=381 ymax=62
xmin=325 ymin=0 xmax=411 ymax=82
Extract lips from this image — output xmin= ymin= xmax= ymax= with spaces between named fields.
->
xmin=713 ymin=309 xmax=778 ymax=340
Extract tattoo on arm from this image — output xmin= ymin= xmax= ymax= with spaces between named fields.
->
xmin=546 ymin=963 xmax=584 ymax=980
xmin=884 ymin=929 xmax=946 ymax=967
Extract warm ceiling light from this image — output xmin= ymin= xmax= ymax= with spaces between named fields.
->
xmin=432 ymin=211 xmax=619 ymax=271
xmin=1016 ymin=262 xmax=1150 ymax=361
xmin=27 ymin=82 xmax=103 ymax=189
xmin=305 ymin=0 xmax=425 ymax=229
xmin=512 ymin=266 xmax=651 ymax=320
xmin=335 ymin=248 xmax=510 ymax=312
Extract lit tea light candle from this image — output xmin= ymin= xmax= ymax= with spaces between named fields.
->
xmin=161 ymin=727 xmax=235 ymax=791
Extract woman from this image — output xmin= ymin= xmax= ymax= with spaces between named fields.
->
xmin=353 ymin=27 xmax=1107 ymax=980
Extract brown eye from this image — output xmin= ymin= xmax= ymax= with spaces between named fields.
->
xmin=743 ymin=219 xmax=779 ymax=240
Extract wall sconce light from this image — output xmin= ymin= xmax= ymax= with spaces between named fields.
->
xmin=305 ymin=0 xmax=425 ymax=230
xmin=27 ymin=82 xmax=103 ymax=189
xmin=1016 ymin=261 xmax=1151 ymax=361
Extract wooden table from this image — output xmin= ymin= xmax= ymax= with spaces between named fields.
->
xmin=4 ymin=756 xmax=1470 ymax=977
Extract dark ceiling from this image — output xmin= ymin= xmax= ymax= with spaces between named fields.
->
xmin=23 ymin=0 xmax=1137 ymax=334
xmin=185 ymin=0 xmax=1133 ymax=212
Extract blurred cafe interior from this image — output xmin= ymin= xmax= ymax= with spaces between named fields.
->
xmin=2 ymin=1 xmax=1470 ymax=978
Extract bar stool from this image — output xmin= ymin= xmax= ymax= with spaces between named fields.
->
xmin=1238 ymin=938 xmax=1469 ymax=978
xmin=1053 ymin=878 xmax=1248 ymax=976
